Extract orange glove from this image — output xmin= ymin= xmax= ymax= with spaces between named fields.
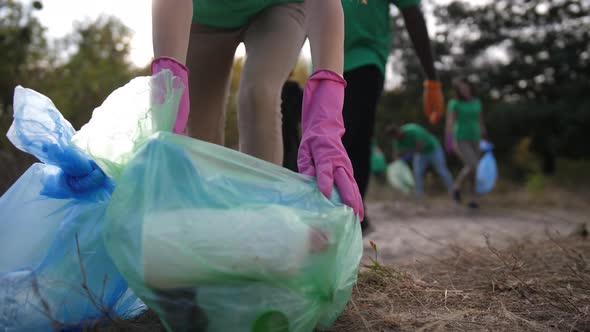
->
xmin=423 ymin=80 xmax=444 ymax=125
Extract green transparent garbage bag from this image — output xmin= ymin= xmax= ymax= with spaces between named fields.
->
xmin=72 ymin=70 xmax=183 ymax=179
xmin=386 ymin=160 xmax=414 ymax=194
xmin=73 ymin=68 xmax=362 ymax=331
xmin=103 ymin=132 xmax=363 ymax=332
xmin=72 ymin=70 xmax=363 ymax=331
xmin=370 ymin=143 xmax=387 ymax=174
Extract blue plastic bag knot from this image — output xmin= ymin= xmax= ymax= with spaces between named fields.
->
xmin=43 ymin=144 xmax=94 ymax=175
xmin=65 ymin=160 xmax=110 ymax=193
xmin=40 ymin=159 xmax=114 ymax=200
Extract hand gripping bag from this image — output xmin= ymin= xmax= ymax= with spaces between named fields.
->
xmin=72 ymin=70 xmax=182 ymax=179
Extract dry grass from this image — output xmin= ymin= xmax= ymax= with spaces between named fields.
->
xmin=91 ymin=231 xmax=590 ymax=332
xmin=366 ymin=175 xmax=590 ymax=214
xmin=331 ymin=232 xmax=590 ymax=332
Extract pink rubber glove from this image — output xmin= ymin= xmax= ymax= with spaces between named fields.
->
xmin=298 ymin=70 xmax=364 ymax=220
xmin=151 ymin=57 xmax=190 ymax=135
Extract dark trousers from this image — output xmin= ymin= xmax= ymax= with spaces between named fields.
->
xmin=342 ymin=65 xmax=385 ymax=202
xmin=281 ymin=80 xmax=303 ymax=172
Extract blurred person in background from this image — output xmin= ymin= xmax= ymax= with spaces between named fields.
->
xmin=387 ymin=123 xmax=454 ymax=199
xmin=341 ymin=0 xmax=444 ymax=233
xmin=445 ymin=77 xmax=488 ymax=209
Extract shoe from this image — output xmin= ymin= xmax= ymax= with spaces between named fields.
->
xmin=452 ymin=189 xmax=462 ymax=204
xmin=467 ymin=201 xmax=479 ymax=209
xmin=361 ymin=215 xmax=374 ymax=236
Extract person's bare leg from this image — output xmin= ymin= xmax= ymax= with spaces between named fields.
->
xmin=454 ymin=165 xmax=473 ymax=191
xmin=186 ymin=24 xmax=241 ymax=144
xmin=305 ymin=0 xmax=344 ymax=74
xmin=454 ymin=141 xmax=479 ymax=203
xmin=152 ymin=0 xmax=192 ymax=63
xmin=238 ymin=3 xmax=306 ymax=164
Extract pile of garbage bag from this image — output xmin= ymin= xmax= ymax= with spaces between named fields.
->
xmin=0 ymin=70 xmax=362 ymax=332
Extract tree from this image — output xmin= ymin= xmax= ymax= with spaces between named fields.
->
xmin=0 ymin=0 xmax=46 ymax=148
xmin=431 ymin=0 xmax=590 ymax=164
xmin=432 ymin=0 xmax=590 ymax=103
xmin=0 ymin=11 xmax=141 ymax=194
xmin=34 ymin=16 xmax=136 ymax=129
xmin=376 ymin=0 xmax=590 ymax=169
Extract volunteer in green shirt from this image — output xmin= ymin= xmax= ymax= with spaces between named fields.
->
xmin=386 ymin=123 xmax=454 ymax=198
xmin=341 ymin=0 xmax=444 ymax=230
xmin=149 ymin=1 xmax=364 ymax=330
xmin=151 ymin=0 xmax=363 ymax=216
xmin=445 ymin=77 xmax=488 ymax=208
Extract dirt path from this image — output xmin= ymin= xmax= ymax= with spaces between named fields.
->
xmin=361 ymin=199 xmax=587 ymax=265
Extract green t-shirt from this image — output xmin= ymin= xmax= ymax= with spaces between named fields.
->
xmin=448 ymin=98 xmax=482 ymax=141
xmin=342 ymin=0 xmax=420 ymax=75
xmin=192 ymin=0 xmax=303 ymax=28
xmin=394 ymin=123 xmax=439 ymax=154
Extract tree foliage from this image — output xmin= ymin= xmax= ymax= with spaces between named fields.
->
xmin=0 ymin=0 xmax=46 ymax=132
xmin=377 ymin=0 xmax=590 ymax=173
xmin=0 ymin=1 xmax=141 ymax=193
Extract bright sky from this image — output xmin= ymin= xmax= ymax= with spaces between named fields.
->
xmin=25 ymin=0 xmax=311 ymax=68
xmin=26 ymin=0 xmax=155 ymax=67
xmin=23 ymin=0 xmax=485 ymax=70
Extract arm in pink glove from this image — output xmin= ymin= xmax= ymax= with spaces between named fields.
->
xmin=151 ymin=0 xmax=192 ymax=135
xmin=298 ymin=70 xmax=364 ymax=220
xmin=301 ymin=1 xmax=363 ymax=220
